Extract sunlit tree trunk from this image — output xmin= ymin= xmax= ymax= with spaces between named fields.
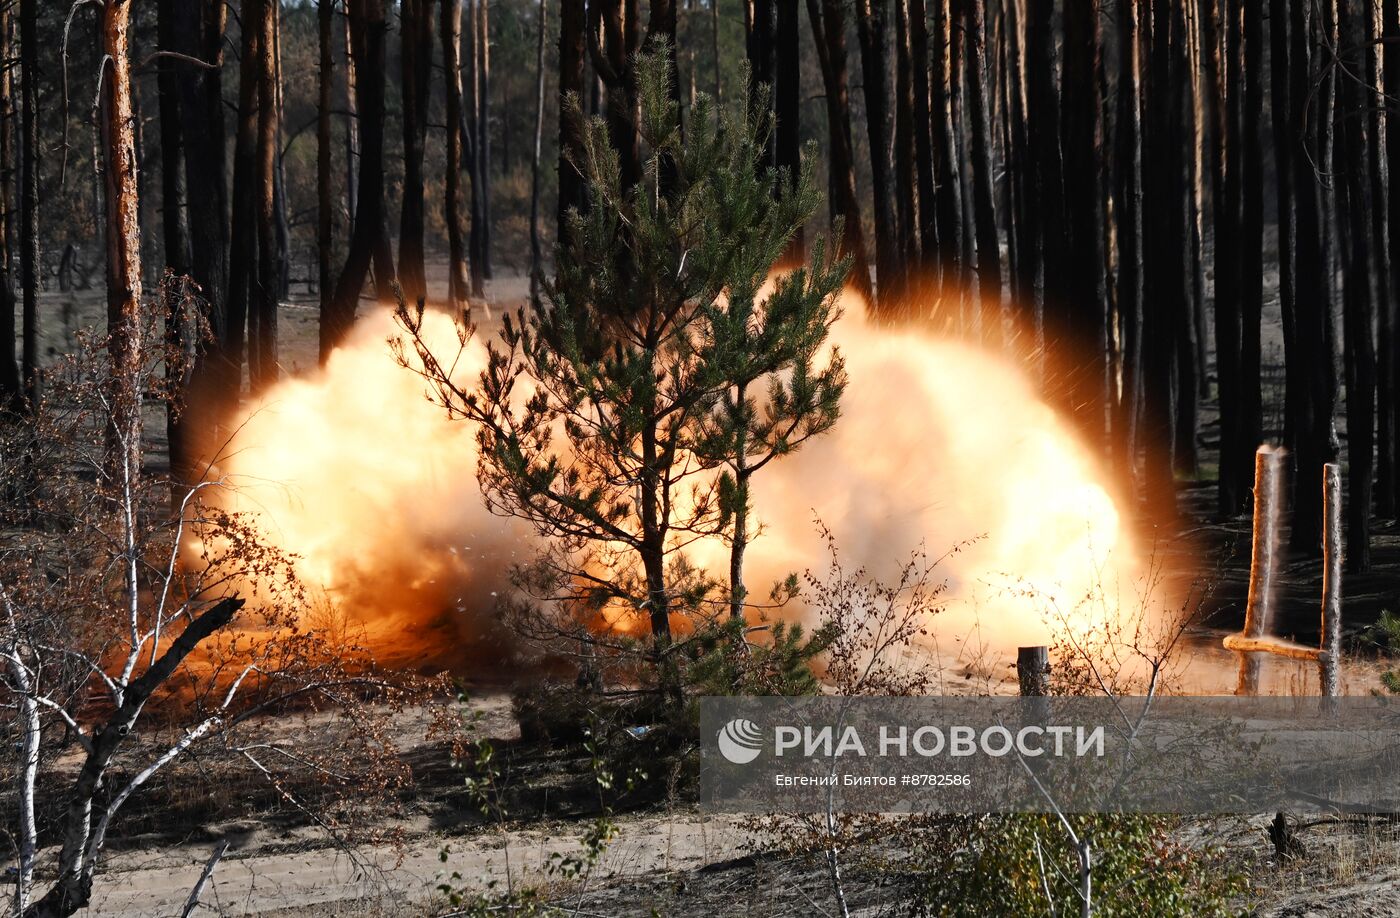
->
xmin=100 ymin=0 xmax=143 ymax=481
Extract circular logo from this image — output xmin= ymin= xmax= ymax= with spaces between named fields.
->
xmin=717 ymin=718 xmax=764 ymax=765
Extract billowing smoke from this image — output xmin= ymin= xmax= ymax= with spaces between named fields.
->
xmin=212 ymin=301 xmax=1139 ymax=673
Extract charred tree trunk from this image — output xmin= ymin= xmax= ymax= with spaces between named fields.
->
xmin=475 ymin=0 xmax=493 ymax=280
xmin=808 ymin=0 xmax=874 ymax=302
xmin=1291 ymin=0 xmax=1341 ymax=551
xmin=226 ymin=6 xmax=262 ymax=387
xmin=775 ymin=0 xmax=802 ymax=264
xmin=529 ymin=0 xmax=547 ymax=303
xmin=399 ymin=0 xmax=434 ymax=306
xmin=1338 ymin=0 xmax=1375 ymax=571
xmin=908 ymin=0 xmax=939 ymax=297
xmin=1026 ymin=0 xmax=1066 ymax=383
xmin=325 ymin=0 xmax=390 ymax=357
xmin=18 ymin=0 xmax=36 ymax=405
xmin=558 ymin=0 xmax=587 ymax=247
xmin=0 ymin=1 xmax=17 ymax=410
xmin=892 ymin=0 xmax=918 ymax=308
xmin=157 ymin=0 xmax=194 ymax=481
xmin=1114 ymin=0 xmax=1145 ymax=486
xmin=319 ymin=0 xmax=335 ymax=321
xmin=964 ymin=0 xmax=1000 ymax=346
xmin=1172 ymin=0 xmax=1200 ymax=477
xmin=252 ymin=0 xmax=281 ymax=391
xmin=854 ymin=0 xmax=898 ymax=312
xmin=1271 ymin=0 xmax=1298 ymax=461
xmin=443 ymin=0 xmax=469 ymax=305
xmin=1239 ymin=0 xmax=1265 ymax=488
xmin=1213 ymin=0 xmax=1245 ymax=515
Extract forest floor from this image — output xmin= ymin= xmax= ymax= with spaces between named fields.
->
xmin=23 ymin=265 xmax=1400 ymax=915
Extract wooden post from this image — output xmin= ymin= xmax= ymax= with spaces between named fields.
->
xmin=1238 ymin=447 xmax=1283 ymax=695
xmin=1018 ymin=645 xmax=1049 ymax=696
xmin=1320 ymin=462 xmax=1343 ymax=697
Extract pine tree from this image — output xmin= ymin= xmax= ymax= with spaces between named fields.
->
xmin=398 ymin=49 xmax=848 ymax=698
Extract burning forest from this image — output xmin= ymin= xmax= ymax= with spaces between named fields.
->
xmin=4 ymin=1 xmax=1400 ymax=916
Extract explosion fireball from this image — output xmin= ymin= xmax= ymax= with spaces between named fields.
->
xmin=213 ymin=299 xmax=1139 ymax=673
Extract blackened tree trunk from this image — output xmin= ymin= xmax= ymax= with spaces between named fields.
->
xmin=558 ymin=0 xmax=587 ymax=247
xmin=1386 ymin=0 xmax=1400 ymax=514
xmin=157 ymin=0 xmax=194 ymax=481
xmin=892 ymin=0 xmax=918 ymax=309
xmin=18 ymin=0 xmax=37 ymax=405
xmin=325 ymin=0 xmax=390 ymax=357
xmin=853 ymin=0 xmax=898 ymax=312
xmin=1025 ymin=0 xmax=1066 ymax=383
xmin=808 ymin=0 xmax=874 ymax=302
xmin=443 ymin=0 xmax=470 ymax=305
xmin=252 ymin=0 xmax=281 ymax=392
xmin=529 ymin=0 xmax=547 ymax=303
xmin=1058 ymin=0 xmax=1103 ymax=445
xmin=1171 ymin=0 xmax=1200 ymax=477
xmin=1239 ymin=0 xmax=1265 ymax=487
xmin=1213 ymin=0 xmax=1245 ymax=515
xmin=1114 ymin=0 xmax=1144 ymax=486
xmin=775 ymin=0 xmax=802 ymax=264
xmin=1367 ymin=3 xmax=1394 ymax=517
xmin=908 ymin=0 xmax=939 ymax=296
xmin=399 ymin=0 xmax=434 ymax=306
xmin=319 ymin=0 xmax=335 ymax=320
xmin=964 ymin=0 xmax=1000 ymax=346
xmin=227 ymin=3 xmax=262 ymax=387
xmin=476 ymin=0 xmax=493 ymax=280
xmin=1270 ymin=0 xmax=1297 ymax=460
xmin=1338 ymin=0 xmax=1375 ymax=571
xmin=0 ymin=0 xmax=16 ymax=410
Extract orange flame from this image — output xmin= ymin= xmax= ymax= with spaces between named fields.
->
xmin=211 ymin=296 xmax=1141 ymax=671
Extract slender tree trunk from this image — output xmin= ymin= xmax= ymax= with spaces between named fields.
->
xmin=1026 ymin=0 xmax=1065 ymax=383
xmin=1114 ymin=0 xmax=1144 ymax=487
xmin=100 ymin=0 xmax=143 ymax=482
xmin=775 ymin=0 xmax=802 ymax=264
xmin=325 ymin=0 xmax=390 ymax=358
xmin=1171 ymin=0 xmax=1200 ymax=477
xmin=476 ymin=0 xmax=493 ymax=280
xmin=1367 ymin=0 xmax=1394 ymax=516
xmin=1338 ymin=0 xmax=1375 ymax=571
xmin=156 ymin=0 xmax=194 ymax=482
xmin=529 ymin=0 xmax=547 ymax=303
xmin=808 ymin=0 xmax=874 ymax=303
xmin=1239 ymin=0 xmax=1265 ymax=487
xmin=252 ymin=0 xmax=281 ymax=392
xmin=965 ymin=0 xmax=1000 ymax=347
xmin=227 ymin=7 xmax=261 ymax=386
xmin=18 ymin=0 xmax=37 ymax=406
xmin=399 ymin=0 xmax=434 ymax=306
xmin=1386 ymin=0 xmax=1400 ymax=515
xmin=1213 ymin=0 xmax=1245 ymax=514
xmin=443 ymin=0 xmax=470 ymax=305
xmin=558 ymin=0 xmax=587 ymax=247
xmin=892 ymin=0 xmax=917 ymax=309
xmin=909 ymin=0 xmax=939 ymax=296
xmin=344 ymin=9 xmax=360 ymax=221
xmin=854 ymin=0 xmax=897 ymax=313
xmin=0 ymin=0 xmax=17 ymax=410
xmin=1271 ymin=0 xmax=1297 ymax=459
xmin=319 ymin=0 xmax=335 ymax=324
